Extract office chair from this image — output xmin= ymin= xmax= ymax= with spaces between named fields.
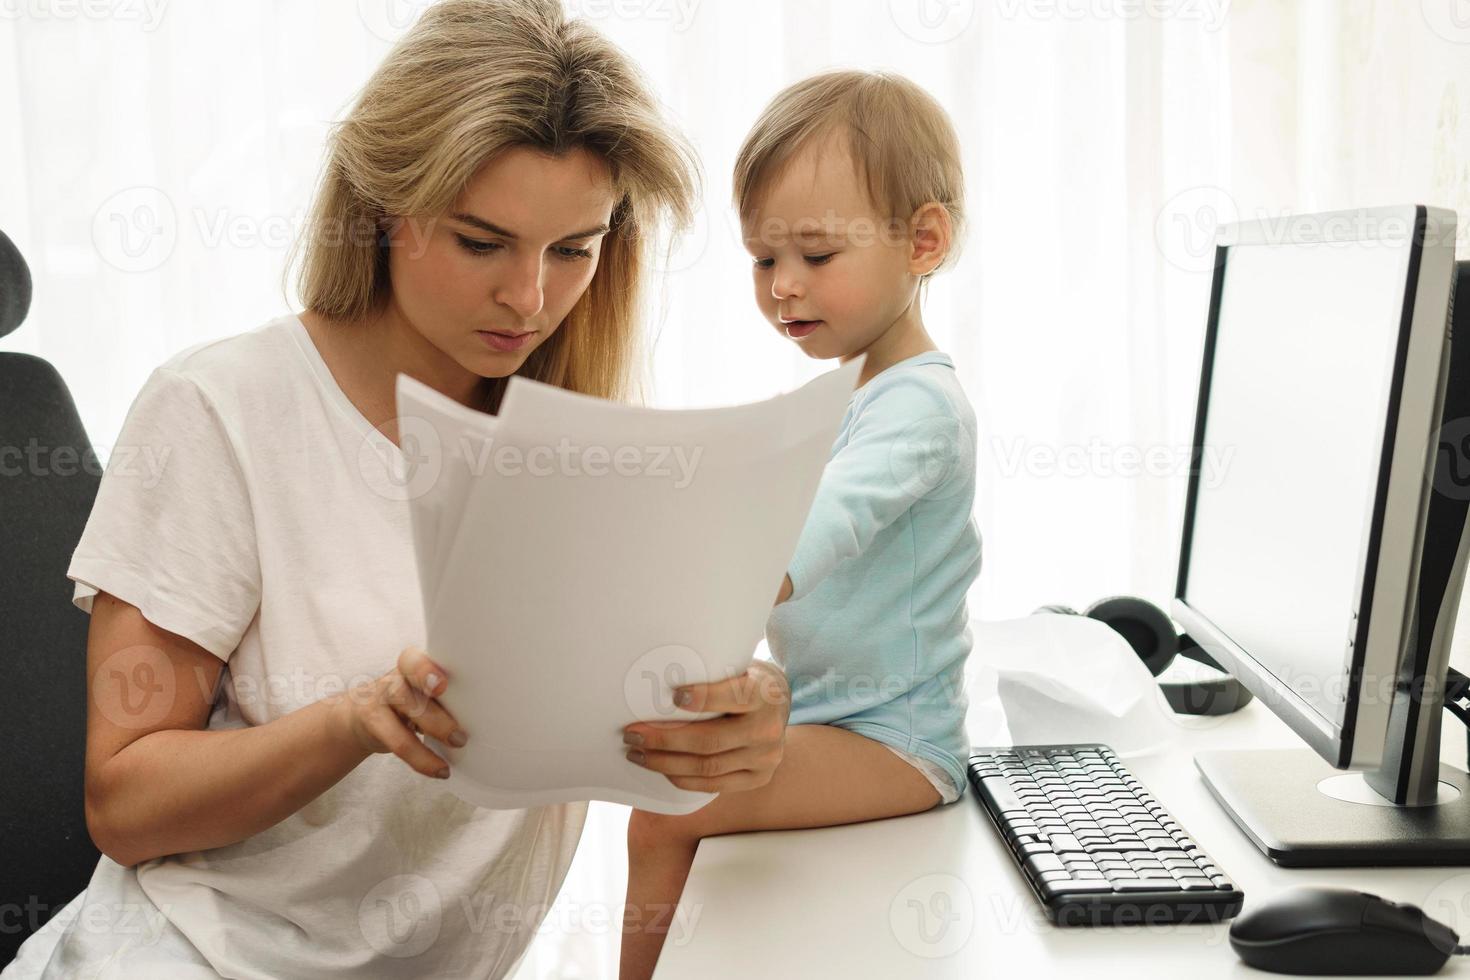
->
xmin=0 ymin=228 xmax=102 ymax=966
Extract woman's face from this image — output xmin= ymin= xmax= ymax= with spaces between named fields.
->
xmin=384 ymin=145 xmax=617 ymax=379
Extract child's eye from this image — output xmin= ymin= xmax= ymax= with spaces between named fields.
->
xmin=752 ymin=257 xmax=774 ymax=270
xmin=456 ymin=235 xmax=502 ymax=256
xmin=554 ymin=245 xmax=594 ymax=262
xmin=804 ymin=253 xmax=835 ymax=266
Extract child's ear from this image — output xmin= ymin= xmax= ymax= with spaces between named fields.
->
xmin=907 ymin=202 xmax=952 ymax=277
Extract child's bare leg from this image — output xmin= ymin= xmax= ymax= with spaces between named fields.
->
xmin=618 ymin=723 xmax=943 ymax=980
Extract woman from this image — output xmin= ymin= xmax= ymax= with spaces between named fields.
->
xmin=2 ymin=1 xmax=789 ymax=976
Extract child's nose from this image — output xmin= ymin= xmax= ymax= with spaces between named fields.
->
xmin=771 ymin=265 xmax=804 ymax=300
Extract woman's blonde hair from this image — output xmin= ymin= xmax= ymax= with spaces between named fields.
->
xmin=732 ymin=70 xmax=965 ymax=275
xmin=291 ymin=0 xmax=699 ymax=410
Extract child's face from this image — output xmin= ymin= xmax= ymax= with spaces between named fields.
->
xmin=741 ymin=136 xmax=919 ymax=362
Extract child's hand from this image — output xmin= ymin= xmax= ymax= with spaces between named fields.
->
xmin=775 ymin=574 xmax=793 ymax=605
xmin=622 ymin=660 xmax=791 ymax=792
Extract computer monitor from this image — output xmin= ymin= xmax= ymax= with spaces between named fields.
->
xmin=1172 ymin=204 xmax=1470 ymax=866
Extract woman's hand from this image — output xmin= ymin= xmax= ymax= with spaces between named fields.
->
xmin=328 ymin=646 xmax=469 ymax=779
xmin=622 ymin=659 xmax=791 ymax=793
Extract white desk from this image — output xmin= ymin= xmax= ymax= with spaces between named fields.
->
xmin=654 ymin=626 xmax=1470 ymax=978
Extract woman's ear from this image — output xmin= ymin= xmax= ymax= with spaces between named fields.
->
xmin=908 ymin=202 xmax=952 ymax=277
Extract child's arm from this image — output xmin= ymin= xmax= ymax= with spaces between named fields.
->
xmin=783 ymin=377 xmax=969 ymax=603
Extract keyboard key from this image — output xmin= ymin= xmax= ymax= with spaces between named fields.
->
xmin=1023 ymin=853 xmax=1066 ymax=878
xmin=1040 ymin=880 xmax=1114 ymax=898
xmin=979 ymin=777 xmax=1026 ymax=814
xmin=1113 ymin=878 xmax=1177 ymax=892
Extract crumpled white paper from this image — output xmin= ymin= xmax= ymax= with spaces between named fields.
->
xmin=964 ymin=613 xmax=1176 ymax=758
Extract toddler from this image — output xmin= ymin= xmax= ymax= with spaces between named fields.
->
xmin=620 ymin=69 xmax=981 ymax=980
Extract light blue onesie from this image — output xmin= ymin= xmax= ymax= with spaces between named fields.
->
xmin=767 ymin=351 xmax=981 ymax=798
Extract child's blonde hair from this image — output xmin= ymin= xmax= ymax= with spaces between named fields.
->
xmin=290 ymin=0 xmax=699 ymax=411
xmin=733 ymin=70 xmax=965 ymax=274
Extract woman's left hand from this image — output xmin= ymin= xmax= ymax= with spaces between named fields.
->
xmin=622 ymin=659 xmax=791 ymax=793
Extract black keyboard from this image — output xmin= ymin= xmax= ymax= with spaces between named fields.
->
xmin=968 ymin=744 xmax=1244 ymax=926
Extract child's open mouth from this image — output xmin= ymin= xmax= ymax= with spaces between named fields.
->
xmin=784 ymin=320 xmax=822 ymax=339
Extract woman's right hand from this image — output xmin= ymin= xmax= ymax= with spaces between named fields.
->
xmin=328 ymin=646 xmax=469 ymax=779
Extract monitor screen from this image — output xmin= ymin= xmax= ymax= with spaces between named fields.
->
xmin=1182 ymin=236 xmax=1411 ymax=730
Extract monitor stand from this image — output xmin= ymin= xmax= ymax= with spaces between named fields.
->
xmin=1194 ymin=747 xmax=1470 ymax=867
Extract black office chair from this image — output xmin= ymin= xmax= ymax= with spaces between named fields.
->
xmin=0 ymin=228 xmax=102 ymax=966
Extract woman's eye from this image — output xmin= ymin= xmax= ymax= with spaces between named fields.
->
xmin=554 ymin=246 xmax=594 ymax=261
xmin=456 ymin=235 xmax=502 ymax=255
xmin=804 ymin=253 xmax=834 ymax=266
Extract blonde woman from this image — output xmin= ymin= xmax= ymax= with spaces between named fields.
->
xmin=1 ymin=1 xmax=790 ymax=977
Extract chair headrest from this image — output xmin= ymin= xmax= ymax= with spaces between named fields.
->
xmin=0 ymin=228 xmax=32 ymax=340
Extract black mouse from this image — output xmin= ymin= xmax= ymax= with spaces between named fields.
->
xmin=1229 ymin=887 xmax=1460 ymax=975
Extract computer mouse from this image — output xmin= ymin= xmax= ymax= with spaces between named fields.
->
xmin=1229 ymin=887 xmax=1460 ymax=975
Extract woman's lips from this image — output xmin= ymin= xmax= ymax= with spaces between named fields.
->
xmin=477 ymin=330 xmax=535 ymax=352
xmin=784 ymin=320 xmax=822 ymax=339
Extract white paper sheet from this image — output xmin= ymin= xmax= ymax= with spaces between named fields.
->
xmin=395 ymin=360 xmax=862 ymax=814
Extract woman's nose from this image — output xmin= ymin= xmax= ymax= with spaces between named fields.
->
xmin=493 ymin=256 xmax=546 ymax=319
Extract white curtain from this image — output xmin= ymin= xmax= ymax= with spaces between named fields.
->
xmin=5 ymin=1 xmax=1470 ymax=976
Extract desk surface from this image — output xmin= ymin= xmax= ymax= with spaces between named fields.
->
xmin=654 ymin=625 xmax=1470 ymax=978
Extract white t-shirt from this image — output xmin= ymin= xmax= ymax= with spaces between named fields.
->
xmin=4 ymin=314 xmax=586 ymax=979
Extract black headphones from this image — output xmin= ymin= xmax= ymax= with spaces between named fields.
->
xmin=1033 ymin=596 xmax=1254 ymax=717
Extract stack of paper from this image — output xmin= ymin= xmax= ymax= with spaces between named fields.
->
xmin=394 ymin=360 xmax=861 ymax=814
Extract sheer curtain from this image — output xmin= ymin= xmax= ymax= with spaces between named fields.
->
xmin=5 ymin=1 xmax=1470 ymax=976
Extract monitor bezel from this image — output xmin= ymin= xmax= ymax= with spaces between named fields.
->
xmin=1172 ymin=204 xmax=1445 ymax=770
